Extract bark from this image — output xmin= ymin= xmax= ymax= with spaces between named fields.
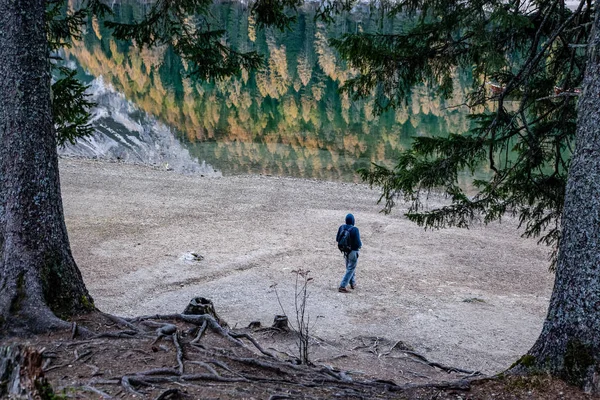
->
xmin=272 ymin=315 xmax=290 ymax=331
xmin=0 ymin=346 xmax=54 ymax=398
xmin=0 ymin=0 xmax=93 ymax=334
xmin=520 ymin=4 xmax=600 ymax=393
xmin=183 ymin=297 xmax=228 ymax=328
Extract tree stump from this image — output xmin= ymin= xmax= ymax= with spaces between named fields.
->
xmin=272 ymin=315 xmax=290 ymax=331
xmin=247 ymin=321 xmax=261 ymax=330
xmin=183 ymin=297 xmax=228 ymax=328
xmin=0 ymin=346 xmax=54 ymax=398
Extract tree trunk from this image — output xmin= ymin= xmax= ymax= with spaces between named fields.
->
xmin=272 ymin=315 xmax=290 ymax=331
xmin=0 ymin=346 xmax=54 ymax=398
xmin=520 ymin=5 xmax=600 ymax=393
xmin=183 ymin=297 xmax=228 ymax=328
xmin=0 ymin=0 xmax=93 ymax=334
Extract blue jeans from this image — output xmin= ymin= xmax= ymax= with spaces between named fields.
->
xmin=340 ymin=250 xmax=358 ymax=288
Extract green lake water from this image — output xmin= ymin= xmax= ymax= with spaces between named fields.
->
xmin=65 ymin=0 xmax=478 ymax=182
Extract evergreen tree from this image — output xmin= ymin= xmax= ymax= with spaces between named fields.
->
xmin=518 ymin=4 xmax=600 ymax=390
xmin=0 ymin=0 xmax=290 ymax=333
xmin=5 ymin=0 xmax=600 ymax=391
xmin=331 ymin=0 xmax=593 ymax=266
xmin=47 ymin=0 xmax=109 ymax=145
xmin=331 ymin=0 xmax=600 ymax=391
xmin=0 ymin=0 xmax=94 ymax=334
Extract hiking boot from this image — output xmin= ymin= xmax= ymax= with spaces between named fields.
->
xmin=338 ymin=287 xmax=349 ymax=293
xmin=350 ymin=283 xmax=356 ymax=290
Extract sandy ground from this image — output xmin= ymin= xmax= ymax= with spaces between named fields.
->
xmin=59 ymin=158 xmax=554 ymax=376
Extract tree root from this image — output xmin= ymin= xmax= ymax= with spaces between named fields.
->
xmin=228 ymin=331 xmax=277 ymax=358
xmin=172 ymin=332 xmax=184 ymax=374
xmin=121 ymin=375 xmax=145 ymax=396
xmin=100 ymin=312 xmax=140 ymax=332
xmin=93 ymin=330 xmax=140 ymax=339
xmin=74 ymin=348 xmax=93 ymax=362
xmin=80 ymin=385 xmax=113 ymax=399
xmin=127 ymin=314 xmax=244 ymax=346
xmin=24 ymin=308 xmax=492 ymax=398
xmin=402 ymin=350 xmax=481 ymax=376
xmin=388 ymin=379 xmax=472 ymax=392
xmin=207 ymin=359 xmax=242 ymax=376
xmin=187 ymin=360 xmax=221 ymax=377
xmin=43 ymin=363 xmax=70 ymax=373
xmin=125 ymin=313 xmax=277 ymax=360
xmin=319 ymin=365 xmax=352 ymax=382
xmin=135 ymin=367 xmax=181 ymax=376
xmin=181 ymin=373 xmax=248 ymax=383
xmin=71 ymin=322 xmax=78 ymax=339
xmin=154 ymin=388 xmax=182 ymax=400
xmin=190 ymin=320 xmax=208 ymax=344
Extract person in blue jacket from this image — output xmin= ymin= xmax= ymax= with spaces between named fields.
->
xmin=336 ymin=213 xmax=362 ymax=293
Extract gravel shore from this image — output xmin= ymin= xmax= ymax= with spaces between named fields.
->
xmin=60 ymin=157 xmax=554 ymax=374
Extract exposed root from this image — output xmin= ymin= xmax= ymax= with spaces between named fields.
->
xmin=319 ymin=365 xmax=352 ymax=382
xmin=93 ymin=330 xmax=140 ymax=339
xmin=180 ymin=373 xmax=248 ymax=383
xmin=127 ymin=314 xmax=244 ymax=346
xmin=136 ymin=368 xmax=181 ymax=377
xmin=9 ymin=305 xmax=493 ymax=399
xmin=388 ymin=379 xmax=472 ymax=392
xmin=172 ymin=332 xmax=184 ymax=374
xmin=100 ymin=312 xmax=140 ymax=332
xmin=207 ymin=359 xmax=241 ymax=376
xmin=187 ymin=361 xmax=221 ymax=377
xmin=71 ymin=322 xmax=78 ymax=339
xmin=120 ymin=375 xmax=144 ymax=396
xmin=151 ymin=324 xmax=177 ymax=346
xmin=402 ymin=350 xmax=481 ymax=376
xmin=43 ymin=363 xmax=70 ymax=373
xmin=74 ymin=348 xmax=93 ymax=362
xmin=80 ymin=385 xmax=113 ymax=399
xmin=155 ymin=388 xmax=182 ymax=400
xmin=190 ymin=320 xmax=208 ymax=344
xmin=228 ymin=331 xmax=277 ymax=358
xmin=218 ymin=353 xmax=304 ymax=375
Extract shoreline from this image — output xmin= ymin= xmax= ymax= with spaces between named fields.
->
xmin=59 ymin=157 xmax=553 ymax=374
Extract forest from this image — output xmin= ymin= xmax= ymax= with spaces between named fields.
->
xmin=1 ymin=0 xmax=600 ymax=398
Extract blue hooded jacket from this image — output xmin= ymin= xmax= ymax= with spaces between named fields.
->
xmin=336 ymin=213 xmax=362 ymax=251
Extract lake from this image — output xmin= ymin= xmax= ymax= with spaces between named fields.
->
xmin=61 ymin=0 xmax=476 ymax=183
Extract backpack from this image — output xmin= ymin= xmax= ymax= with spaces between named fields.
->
xmin=337 ymin=226 xmax=354 ymax=254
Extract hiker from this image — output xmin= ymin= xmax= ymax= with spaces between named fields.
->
xmin=336 ymin=213 xmax=362 ymax=293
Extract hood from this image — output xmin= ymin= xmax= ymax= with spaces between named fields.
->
xmin=345 ymin=213 xmax=355 ymax=226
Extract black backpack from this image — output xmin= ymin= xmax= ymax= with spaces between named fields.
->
xmin=337 ymin=226 xmax=354 ymax=254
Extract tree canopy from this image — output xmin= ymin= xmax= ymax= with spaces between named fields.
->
xmin=330 ymin=0 xmax=593 ymax=266
xmin=52 ymin=0 xmax=594 ymax=266
xmin=329 ymin=0 xmax=600 ymax=389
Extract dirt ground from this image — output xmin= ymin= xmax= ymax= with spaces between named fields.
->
xmin=8 ymin=311 xmax=594 ymax=400
xmin=59 ymin=157 xmax=554 ymax=378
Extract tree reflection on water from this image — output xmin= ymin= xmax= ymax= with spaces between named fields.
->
xmin=65 ymin=0 xmax=476 ymax=182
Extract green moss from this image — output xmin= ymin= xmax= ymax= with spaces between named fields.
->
xmin=9 ymin=272 xmax=26 ymax=313
xmin=80 ymin=294 xmax=95 ymax=311
xmin=510 ymin=354 xmax=537 ymax=369
xmin=40 ymin=253 xmax=91 ymax=318
xmin=563 ymin=340 xmax=594 ymax=387
xmin=35 ymin=378 xmax=67 ymax=400
xmin=520 ymin=354 xmax=537 ymax=367
xmin=504 ymin=375 xmax=547 ymax=392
